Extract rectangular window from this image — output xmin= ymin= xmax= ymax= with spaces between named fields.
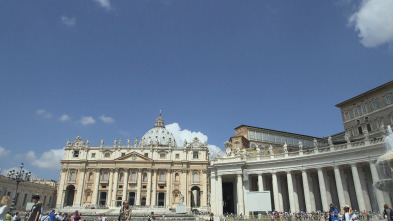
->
xmin=175 ymin=154 xmax=180 ymax=159
xmin=367 ymin=124 xmax=372 ymax=131
xmin=262 ymin=133 xmax=268 ymax=141
xmin=353 ymin=108 xmax=360 ymax=117
xmin=121 ymin=153 xmax=126 ymax=157
xmin=193 ymin=151 xmax=198 ymax=159
xmin=249 ymin=131 xmax=255 ymax=139
xmin=103 ymin=172 xmax=109 ymax=181
xmin=385 ymin=96 xmax=393 ymax=105
xmin=377 ymin=119 xmax=384 ymax=129
xmin=371 ymin=101 xmax=379 ymax=110
xmin=70 ymin=172 xmax=76 ymax=181
xmin=358 ymin=126 xmax=363 ymax=135
xmin=269 ymin=134 xmax=275 ymax=143
xmin=361 ymin=105 xmax=368 ymax=114
xmin=144 ymin=153 xmax=148 ymax=157
xmin=256 ymin=132 xmax=262 ymax=141
xmin=91 ymin=153 xmax=96 ymax=158
xmin=131 ymin=172 xmax=137 ymax=181
xmin=73 ymin=151 xmax=79 ymax=158
xmin=104 ymin=153 xmax=110 ymax=158
xmin=344 ymin=112 xmax=350 ymax=121
xmin=159 ymin=173 xmax=165 ymax=182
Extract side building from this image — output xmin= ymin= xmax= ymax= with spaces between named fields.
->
xmin=56 ymin=113 xmax=209 ymax=211
xmin=0 ymin=175 xmax=57 ymax=211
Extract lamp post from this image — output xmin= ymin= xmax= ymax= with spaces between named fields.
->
xmin=6 ymin=163 xmax=31 ymax=215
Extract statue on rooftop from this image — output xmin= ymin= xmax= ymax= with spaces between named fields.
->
xmin=298 ymin=141 xmax=303 ymax=150
xmin=100 ymin=139 xmax=104 ymax=147
xmin=328 ymin=136 xmax=333 ymax=146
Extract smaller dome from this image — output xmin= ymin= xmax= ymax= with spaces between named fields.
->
xmin=139 ymin=112 xmax=177 ymax=148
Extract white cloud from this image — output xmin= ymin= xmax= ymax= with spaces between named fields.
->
xmin=80 ymin=116 xmax=96 ymax=125
xmin=36 ymin=109 xmax=52 ymax=118
xmin=348 ymin=0 xmax=393 ymax=47
xmin=59 ymin=114 xmax=71 ymax=122
xmin=93 ymin=0 xmax=111 ymax=10
xmin=119 ymin=130 xmax=131 ymax=137
xmin=25 ymin=149 xmax=64 ymax=171
xmin=0 ymin=146 xmax=10 ymax=158
xmin=99 ymin=115 xmax=115 ymax=123
xmin=166 ymin=123 xmax=222 ymax=156
xmin=61 ymin=16 xmax=76 ymax=27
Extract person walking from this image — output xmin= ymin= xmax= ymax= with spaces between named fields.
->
xmin=13 ymin=212 xmax=22 ymax=221
xmin=383 ymin=204 xmax=393 ymax=221
xmin=27 ymin=195 xmax=42 ymax=221
xmin=0 ymin=196 xmax=10 ymax=221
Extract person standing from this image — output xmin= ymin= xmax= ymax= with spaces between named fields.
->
xmin=48 ymin=211 xmax=56 ymax=221
xmin=13 ymin=212 xmax=21 ymax=221
xmin=27 ymin=195 xmax=42 ymax=221
xmin=119 ymin=201 xmax=131 ymax=221
xmin=329 ymin=204 xmax=339 ymax=221
xmin=383 ymin=204 xmax=393 ymax=221
xmin=0 ymin=196 xmax=10 ymax=221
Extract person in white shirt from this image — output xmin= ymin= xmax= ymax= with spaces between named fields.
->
xmin=343 ymin=206 xmax=357 ymax=221
xmin=0 ymin=196 xmax=10 ymax=221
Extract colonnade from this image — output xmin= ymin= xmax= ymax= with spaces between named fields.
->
xmin=212 ymin=162 xmax=392 ymax=216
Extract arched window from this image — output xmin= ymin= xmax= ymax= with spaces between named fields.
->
xmin=160 ymin=153 xmax=166 ymax=159
xmin=143 ymin=173 xmax=148 ymax=182
xmin=193 ymin=172 xmax=199 ymax=183
xmin=119 ymin=173 xmax=124 ymax=182
xmin=104 ymin=152 xmax=111 ymax=158
xmin=175 ymin=173 xmax=180 ymax=182
xmin=159 ymin=172 xmax=165 ymax=182
xmin=103 ymin=172 xmax=109 ymax=181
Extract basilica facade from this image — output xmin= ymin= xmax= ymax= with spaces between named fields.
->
xmin=56 ymin=113 xmax=209 ymax=211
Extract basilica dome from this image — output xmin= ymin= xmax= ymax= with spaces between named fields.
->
xmin=139 ymin=112 xmax=178 ymax=148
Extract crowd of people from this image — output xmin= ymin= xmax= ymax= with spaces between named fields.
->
xmin=1 ymin=194 xmax=393 ymax=221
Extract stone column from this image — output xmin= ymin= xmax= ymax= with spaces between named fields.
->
xmin=56 ymin=168 xmax=67 ymax=208
xmin=334 ymin=166 xmax=346 ymax=208
xmin=166 ymin=170 xmax=171 ymax=207
xmin=258 ymin=174 xmax=264 ymax=191
xmin=75 ymin=168 xmax=86 ymax=206
xmin=217 ymin=175 xmax=223 ymax=215
xmin=152 ymin=170 xmax=157 ymax=206
xmin=277 ymin=175 xmax=284 ymax=211
xmin=136 ymin=169 xmax=142 ymax=206
xmin=112 ymin=169 xmax=119 ymax=206
xmin=369 ymin=162 xmax=389 ymax=211
xmin=180 ymin=169 xmax=188 ymax=209
xmin=287 ymin=171 xmax=295 ymax=212
xmin=92 ymin=169 xmax=101 ymax=206
xmin=317 ymin=168 xmax=329 ymax=212
xmin=107 ymin=169 xmax=114 ymax=207
xmin=301 ymin=170 xmax=312 ymax=213
xmin=351 ymin=164 xmax=366 ymax=211
xmin=236 ymin=174 xmax=244 ymax=215
xmin=210 ymin=174 xmax=217 ymax=214
xmin=122 ymin=169 xmax=129 ymax=203
xmin=146 ymin=170 xmax=152 ymax=206
xmin=272 ymin=172 xmax=280 ymax=212
xmin=292 ymin=174 xmax=300 ymax=212
xmin=202 ymin=170 xmax=208 ymax=208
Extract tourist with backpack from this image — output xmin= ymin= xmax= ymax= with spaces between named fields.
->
xmin=383 ymin=204 xmax=393 ymax=221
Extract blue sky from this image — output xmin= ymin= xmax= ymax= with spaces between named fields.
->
xmin=0 ymin=0 xmax=392 ymax=180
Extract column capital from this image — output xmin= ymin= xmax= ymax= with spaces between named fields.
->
xmin=369 ymin=161 xmax=377 ymax=165
xmin=286 ymin=170 xmax=292 ymax=174
xmin=317 ymin=168 xmax=324 ymax=172
xmin=351 ymin=163 xmax=357 ymax=168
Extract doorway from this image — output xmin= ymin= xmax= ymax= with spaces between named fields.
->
xmin=99 ymin=192 xmax=107 ymax=206
xmin=157 ymin=192 xmax=165 ymax=206
xmin=223 ymin=182 xmax=235 ymax=214
xmin=64 ymin=185 xmax=75 ymax=206
xmin=128 ymin=192 xmax=136 ymax=206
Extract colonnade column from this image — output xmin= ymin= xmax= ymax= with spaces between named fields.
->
xmin=136 ymin=169 xmax=142 ymax=206
xmin=92 ymin=169 xmax=100 ymax=206
xmin=112 ymin=169 xmax=119 ymax=206
xmin=258 ymin=174 xmax=264 ymax=191
xmin=236 ymin=174 xmax=244 ymax=215
xmin=334 ymin=166 xmax=346 ymax=208
xmin=56 ymin=168 xmax=67 ymax=207
xmin=107 ymin=169 xmax=114 ymax=207
xmin=122 ymin=169 xmax=129 ymax=203
xmin=369 ymin=162 xmax=389 ymax=210
xmin=286 ymin=171 xmax=295 ymax=212
xmin=75 ymin=168 xmax=86 ymax=206
xmin=301 ymin=170 xmax=312 ymax=213
xmin=202 ymin=170 xmax=208 ymax=208
xmin=351 ymin=164 xmax=366 ymax=211
xmin=272 ymin=172 xmax=280 ymax=212
xmin=166 ymin=169 xmax=171 ymax=207
xmin=217 ymin=175 xmax=223 ymax=215
xmin=210 ymin=174 xmax=217 ymax=214
xmin=152 ymin=170 xmax=157 ymax=206
xmin=317 ymin=168 xmax=329 ymax=212
xmin=146 ymin=170 xmax=152 ymax=206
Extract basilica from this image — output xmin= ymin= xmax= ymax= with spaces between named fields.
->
xmin=56 ymin=113 xmax=209 ymax=211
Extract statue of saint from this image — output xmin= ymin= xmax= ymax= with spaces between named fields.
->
xmin=100 ymin=139 xmax=104 ymax=147
xmin=184 ymin=139 xmax=188 ymax=148
xmin=127 ymin=139 xmax=131 ymax=147
xmin=313 ymin=138 xmax=318 ymax=148
xmin=179 ymin=193 xmax=184 ymax=205
xmin=269 ymin=145 xmax=273 ymax=153
xmin=283 ymin=143 xmax=288 ymax=153
xmin=119 ymin=139 xmax=122 ymax=147
xmin=256 ymin=146 xmax=260 ymax=154
xmin=345 ymin=132 xmax=350 ymax=143
xmin=298 ymin=141 xmax=303 ymax=150
xmin=217 ymin=150 xmax=221 ymax=158
xmin=210 ymin=152 xmax=215 ymax=160
xmin=86 ymin=139 xmax=90 ymax=147
xmin=114 ymin=139 xmax=117 ymax=146
xmin=134 ymin=138 xmax=138 ymax=147
xmin=328 ymin=136 xmax=333 ymax=146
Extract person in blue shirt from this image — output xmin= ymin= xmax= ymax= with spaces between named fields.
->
xmin=48 ymin=210 xmax=57 ymax=221
xmin=329 ymin=204 xmax=339 ymax=221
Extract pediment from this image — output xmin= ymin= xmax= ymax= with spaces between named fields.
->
xmin=115 ymin=151 xmax=153 ymax=162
